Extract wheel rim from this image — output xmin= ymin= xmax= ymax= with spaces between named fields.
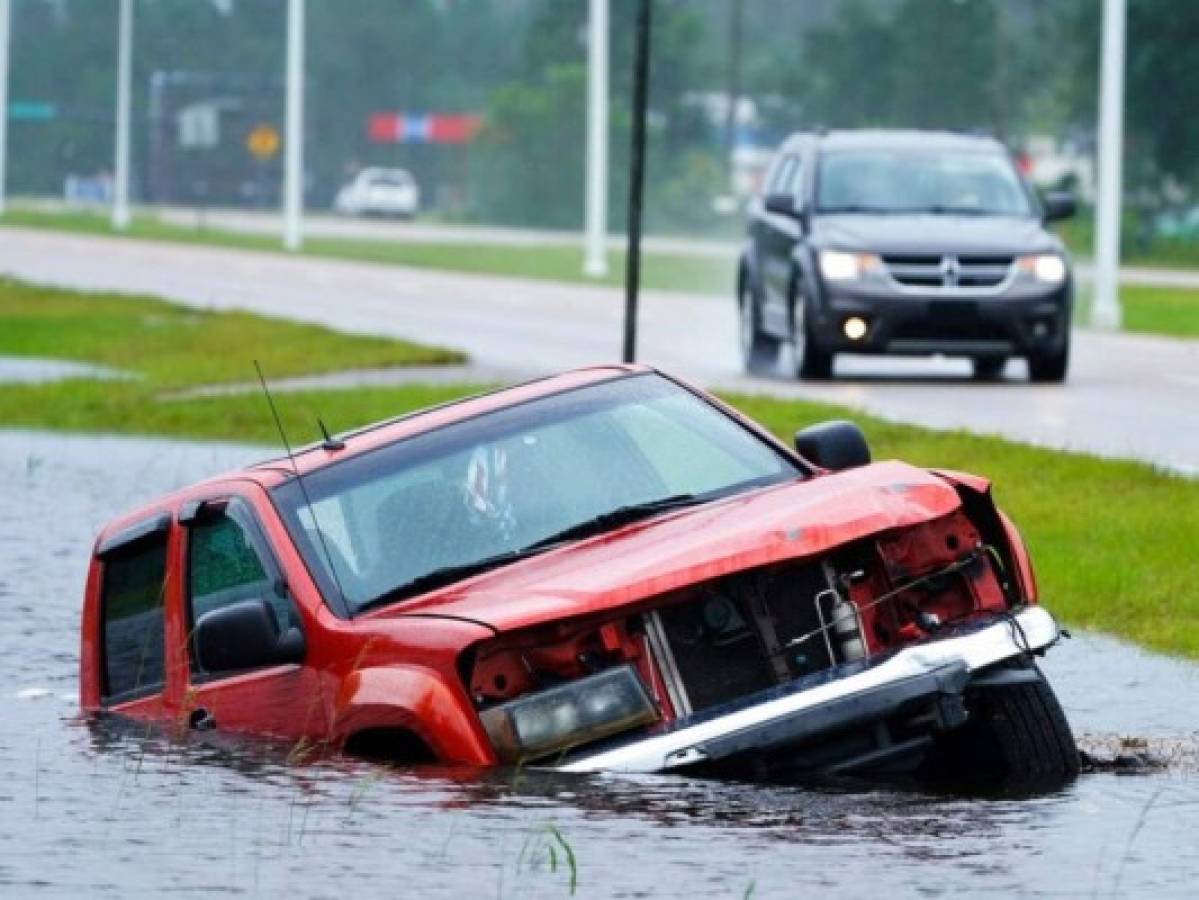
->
xmin=739 ymin=286 xmax=756 ymax=359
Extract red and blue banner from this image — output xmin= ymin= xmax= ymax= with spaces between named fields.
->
xmin=368 ymin=113 xmax=482 ymax=145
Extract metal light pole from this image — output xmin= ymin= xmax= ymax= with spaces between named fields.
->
xmin=283 ymin=0 xmax=304 ymax=251
xmin=112 ymin=0 xmax=133 ymax=231
xmin=0 ymin=0 xmax=9 ymax=217
xmin=1092 ymin=0 xmax=1126 ymax=331
xmin=622 ymin=0 xmax=651 ymax=364
xmin=583 ymin=0 xmax=609 ymax=277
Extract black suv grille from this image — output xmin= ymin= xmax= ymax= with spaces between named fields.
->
xmin=882 ymin=254 xmax=1014 ymax=290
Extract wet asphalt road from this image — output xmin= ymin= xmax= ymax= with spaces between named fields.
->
xmin=1 ymin=430 xmax=1198 ymax=898
xmin=1 ymin=228 xmax=1198 ymax=473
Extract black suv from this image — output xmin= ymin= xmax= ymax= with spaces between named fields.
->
xmin=738 ymin=130 xmax=1076 ymax=381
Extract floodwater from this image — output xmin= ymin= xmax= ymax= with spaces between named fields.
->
xmin=1 ymin=429 xmax=1197 ymax=899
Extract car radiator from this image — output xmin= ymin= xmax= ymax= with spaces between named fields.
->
xmin=642 ymin=560 xmax=840 ymax=716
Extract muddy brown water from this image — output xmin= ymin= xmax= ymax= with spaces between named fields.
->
xmin=1 ymin=430 xmax=1197 ymax=898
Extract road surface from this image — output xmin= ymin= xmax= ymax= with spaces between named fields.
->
xmin=1 ymin=227 xmax=1196 ymax=473
xmin=24 ymin=200 xmax=1199 ymax=289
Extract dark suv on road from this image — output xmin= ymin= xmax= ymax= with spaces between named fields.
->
xmin=738 ymin=130 xmax=1076 ymax=381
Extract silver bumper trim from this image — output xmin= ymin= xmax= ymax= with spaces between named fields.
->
xmin=557 ymin=607 xmax=1058 ymax=774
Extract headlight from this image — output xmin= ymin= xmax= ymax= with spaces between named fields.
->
xmin=819 ymin=250 xmax=883 ymax=282
xmin=1016 ymin=254 xmax=1067 ymax=285
xmin=479 ymin=665 xmax=659 ymax=763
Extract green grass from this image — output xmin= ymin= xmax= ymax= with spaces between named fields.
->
xmin=1121 ymin=285 xmax=1199 ymax=339
xmin=0 ymin=276 xmax=462 ymax=388
xmin=1 ymin=207 xmax=736 ymax=297
xmin=1 ymin=276 xmax=1195 ymax=658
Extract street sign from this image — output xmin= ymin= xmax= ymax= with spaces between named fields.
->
xmin=246 ymin=123 xmax=280 ymax=160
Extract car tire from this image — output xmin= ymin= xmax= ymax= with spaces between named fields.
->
xmin=739 ymin=277 xmax=779 ymax=373
xmin=791 ymin=284 xmax=833 ymax=380
xmin=1028 ymin=342 xmax=1070 ymax=383
xmin=926 ymin=661 xmax=1080 ymax=790
xmin=971 ymin=356 xmax=1008 ymax=381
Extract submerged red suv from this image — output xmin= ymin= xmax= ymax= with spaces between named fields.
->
xmin=81 ymin=366 xmax=1078 ymax=785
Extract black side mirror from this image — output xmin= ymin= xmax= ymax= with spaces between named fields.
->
xmin=195 ymin=598 xmax=305 ymax=673
xmin=1042 ymin=191 xmax=1076 ymax=222
xmin=794 ymin=420 xmax=871 ymax=471
xmin=764 ymin=192 xmax=798 ymax=217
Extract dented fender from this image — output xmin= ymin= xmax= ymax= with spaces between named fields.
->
xmin=332 ymin=664 xmax=495 ymax=765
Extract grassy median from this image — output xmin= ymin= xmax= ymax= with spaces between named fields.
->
xmin=8 ymin=206 xmax=1199 ymax=340
xmin=1 ymin=207 xmax=736 ymax=297
xmin=1 ymin=278 xmax=1195 ymax=659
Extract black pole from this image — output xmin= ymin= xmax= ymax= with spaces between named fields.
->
xmin=622 ymin=0 xmax=651 ymax=364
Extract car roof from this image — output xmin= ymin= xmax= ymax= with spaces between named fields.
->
xmin=779 ymin=129 xmax=1008 ymax=155
xmin=359 ymin=166 xmax=413 ymax=178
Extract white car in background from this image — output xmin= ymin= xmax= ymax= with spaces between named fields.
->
xmin=334 ymin=167 xmax=420 ymax=219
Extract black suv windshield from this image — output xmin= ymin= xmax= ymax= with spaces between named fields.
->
xmin=817 ymin=149 xmax=1032 ymax=217
xmin=272 ymin=374 xmax=802 ymax=614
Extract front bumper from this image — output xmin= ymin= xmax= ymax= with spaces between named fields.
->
xmin=557 ymin=606 xmax=1059 ymax=775
xmin=811 ymin=283 xmax=1071 ymax=357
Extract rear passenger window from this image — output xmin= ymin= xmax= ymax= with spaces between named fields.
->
xmin=186 ymin=501 xmax=293 ymax=675
xmin=101 ymin=535 xmax=168 ymax=701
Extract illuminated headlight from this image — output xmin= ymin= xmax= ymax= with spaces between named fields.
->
xmin=819 ymin=250 xmax=883 ymax=282
xmin=479 ymin=665 xmax=659 ymax=763
xmin=1016 ymin=253 xmax=1067 ymax=285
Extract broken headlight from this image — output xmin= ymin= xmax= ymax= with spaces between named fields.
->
xmin=479 ymin=665 xmax=659 ymax=763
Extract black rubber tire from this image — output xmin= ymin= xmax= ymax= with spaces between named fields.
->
xmin=1028 ymin=341 xmax=1070 ymax=383
xmin=971 ymin=356 xmax=1008 ymax=381
xmin=791 ymin=283 xmax=833 ymax=380
xmin=926 ymin=663 xmax=1080 ymax=791
xmin=738 ymin=277 xmax=779 ymax=373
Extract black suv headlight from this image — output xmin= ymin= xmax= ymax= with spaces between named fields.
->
xmin=480 ymin=665 xmax=659 ymax=763
xmin=1015 ymin=253 xmax=1068 ymax=285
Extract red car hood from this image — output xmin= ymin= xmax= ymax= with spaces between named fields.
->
xmin=376 ymin=461 xmax=965 ymax=634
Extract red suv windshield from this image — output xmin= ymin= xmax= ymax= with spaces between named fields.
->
xmin=272 ymin=374 xmax=801 ymax=614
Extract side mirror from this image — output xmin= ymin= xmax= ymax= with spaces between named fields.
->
xmin=794 ymin=420 xmax=871 ymax=471
xmin=764 ymin=192 xmax=799 ymax=218
xmin=1042 ymin=191 xmax=1076 ymax=222
xmin=195 ymin=598 xmax=305 ymax=673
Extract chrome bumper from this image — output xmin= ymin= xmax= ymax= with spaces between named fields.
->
xmin=557 ymin=607 xmax=1059 ymax=774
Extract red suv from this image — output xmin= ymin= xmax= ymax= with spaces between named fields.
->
xmin=80 ymin=366 xmax=1077 ymax=785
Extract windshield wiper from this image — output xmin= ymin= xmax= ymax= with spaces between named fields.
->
xmin=357 ymin=546 xmax=549 ymax=612
xmin=911 ymin=205 xmax=998 ymax=216
xmin=522 ymin=493 xmax=705 ymax=551
xmin=356 ymin=493 xmax=706 ymax=614
xmin=817 ymin=204 xmax=903 ymax=215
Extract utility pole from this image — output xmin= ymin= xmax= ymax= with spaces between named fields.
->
xmin=723 ymin=0 xmax=743 ymax=173
xmin=583 ymin=0 xmax=609 ymax=278
xmin=0 ymin=0 xmax=9 ymax=217
xmin=283 ymin=0 xmax=304 ymax=251
xmin=1092 ymin=0 xmax=1126 ymax=331
xmin=622 ymin=0 xmax=651 ymax=364
xmin=112 ymin=0 xmax=133 ymax=231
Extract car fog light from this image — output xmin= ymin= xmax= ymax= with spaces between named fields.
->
xmin=843 ymin=317 xmax=869 ymax=341
xmin=479 ymin=664 xmax=659 ymax=763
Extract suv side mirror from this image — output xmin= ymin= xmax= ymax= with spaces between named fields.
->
xmin=794 ymin=420 xmax=871 ymax=471
xmin=195 ymin=598 xmax=305 ymax=673
xmin=764 ymin=192 xmax=798 ymax=218
xmin=1042 ymin=191 xmax=1076 ymax=222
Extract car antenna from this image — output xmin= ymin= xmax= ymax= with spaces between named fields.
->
xmin=254 ymin=360 xmax=349 ymax=612
xmin=317 ymin=417 xmax=345 ymax=451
